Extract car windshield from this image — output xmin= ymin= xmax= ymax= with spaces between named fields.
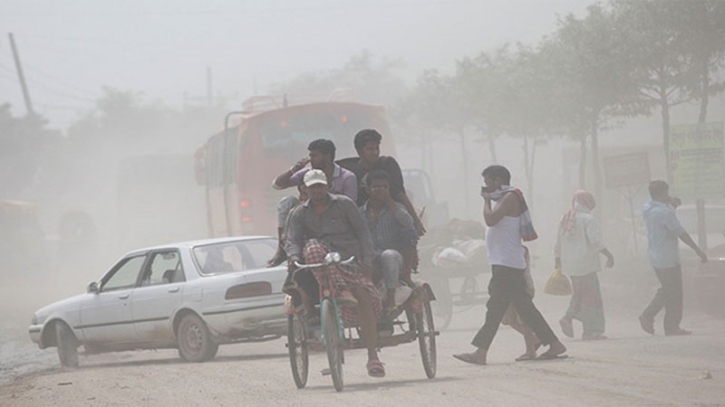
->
xmin=192 ymin=238 xmax=277 ymax=275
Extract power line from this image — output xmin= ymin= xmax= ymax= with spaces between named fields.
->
xmin=22 ymin=65 xmax=96 ymax=98
xmin=0 ymin=49 xmax=96 ymax=98
xmin=25 ymin=77 xmax=95 ymax=103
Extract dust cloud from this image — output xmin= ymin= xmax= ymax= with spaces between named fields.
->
xmin=1 ymin=0 xmax=724 ymax=391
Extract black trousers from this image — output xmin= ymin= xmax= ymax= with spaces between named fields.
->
xmin=641 ymin=265 xmax=683 ymax=335
xmin=472 ymin=265 xmax=558 ymax=349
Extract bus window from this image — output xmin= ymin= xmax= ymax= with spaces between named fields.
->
xmin=223 ymin=130 xmax=238 ymax=185
xmin=206 ymin=133 xmax=230 ymax=187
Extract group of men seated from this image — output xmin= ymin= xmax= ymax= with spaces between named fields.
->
xmin=267 ymin=129 xmax=425 ymax=378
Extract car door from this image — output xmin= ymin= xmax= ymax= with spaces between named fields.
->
xmin=79 ymin=255 xmax=147 ymax=344
xmin=221 ymin=239 xmax=287 ymax=328
xmin=132 ymin=250 xmax=185 ymax=343
xmin=240 ymin=239 xmax=287 ymax=293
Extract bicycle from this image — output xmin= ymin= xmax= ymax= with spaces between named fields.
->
xmin=286 ymin=251 xmax=438 ymax=392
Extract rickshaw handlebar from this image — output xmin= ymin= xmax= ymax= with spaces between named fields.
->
xmin=294 ymin=255 xmax=355 ymax=270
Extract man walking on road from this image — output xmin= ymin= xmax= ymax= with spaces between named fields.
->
xmin=454 ymin=165 xmax=566 ymax=365
xmin=639 ymin=180 xmax=707 ymax=336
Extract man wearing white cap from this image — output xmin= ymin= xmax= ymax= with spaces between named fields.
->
xmin=285 ymin=169 xmax=387 ymax=378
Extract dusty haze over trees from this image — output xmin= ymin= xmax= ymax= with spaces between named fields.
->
xmin=1 ymin=0 xmax=724 ymax=246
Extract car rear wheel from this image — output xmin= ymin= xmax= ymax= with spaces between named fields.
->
xmin=55 ymin=322 xmax=79 ymax=368
xmin=177 ymin=313 xmax=218 ymax=362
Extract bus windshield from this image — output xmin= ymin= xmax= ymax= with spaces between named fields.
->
xmin=256 ymin=110 xmax=371 ymax=162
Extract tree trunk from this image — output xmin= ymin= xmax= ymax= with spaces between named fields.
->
xmin=488 ymin=134 xmax=498 ymax=164
xmin=699 ymin=60 xmax=709 ymax=124
xmin=420 ymin=130 xmax=429 ymax=174
xmin=697 ymin=57 xmax=709 ymax=250
xmin=522 ymin=135 xmax=537 ymax=209
xmin=578 ymin=133 xmax=588 ymax=189
xmin=428 ymin=132 xmax=436 ymax=179
xmin=460 ymin=130 xmax=470 ymax=218
xmin=590 ymin=116 xmax=603 ymax=220
xmin=660 ymin=89 xmax=672 ymax=183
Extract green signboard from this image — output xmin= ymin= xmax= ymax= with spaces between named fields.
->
xmin=669 ymin=122 xmax=725 ymax=199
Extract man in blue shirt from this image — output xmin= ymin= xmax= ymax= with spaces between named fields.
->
xmin=640 ymin=180 xmax=707 ymax=336
xmin=359 ymin=170 xmax=418 ymax=313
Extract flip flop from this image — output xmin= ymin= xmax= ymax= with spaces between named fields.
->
xmin=453 ymin=353 xmax=487 ymax=366
xmin=367 ymin=360 xmax=386 ymax=378
xmin=535 ymin=352 xmax=568 ymax=361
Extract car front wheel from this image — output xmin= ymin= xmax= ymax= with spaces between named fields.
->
xmin=177 ymin=313 xmax=218 ymax=362
xmin=55 ymin=322 xmax=79 ymax=368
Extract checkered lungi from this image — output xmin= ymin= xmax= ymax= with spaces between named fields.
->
xmin=303 ymin=239 xmax=382 ymax=325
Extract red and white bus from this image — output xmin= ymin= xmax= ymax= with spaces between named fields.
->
xmin=197 ymin=95 xmax=396 ymax=237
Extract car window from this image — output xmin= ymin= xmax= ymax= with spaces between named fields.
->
xmin=193 ymin=239 xmax=277 ymax=274
xmin=102 ymin=256 xmax=146 ymax=292
xmin=243 ymin=239 xmax=277 ymax=269
xmin=140 ymin=251 xmax=184 ymax=286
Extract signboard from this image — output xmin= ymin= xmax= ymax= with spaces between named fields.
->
xmin=669 ymin=122 xmax=725 ymax=199
xmin=603 ymin=152 xmax=651 ymax=189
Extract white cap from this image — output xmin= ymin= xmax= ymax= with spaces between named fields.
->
xmin=303 ymin=169 xmax=328 ymax=187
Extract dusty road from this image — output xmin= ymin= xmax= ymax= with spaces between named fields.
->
xmin=2 ymin=302 xmax=724 ymax=407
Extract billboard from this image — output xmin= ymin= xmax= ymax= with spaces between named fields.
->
xmin=603 ymin=152 xmax=651 ymax=189
xmin=669 ymin=122 xmax=724 ymax=199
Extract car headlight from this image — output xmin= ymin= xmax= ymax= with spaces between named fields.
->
xmin=31 ymin=314 xmax=38 ymax=325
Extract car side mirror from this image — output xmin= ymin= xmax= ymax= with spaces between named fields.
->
xmin=87 ymin=282 xmax=99 ymax=294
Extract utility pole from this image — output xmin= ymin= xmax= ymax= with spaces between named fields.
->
xmin=8 ymin=32 xmax=34 ymax=116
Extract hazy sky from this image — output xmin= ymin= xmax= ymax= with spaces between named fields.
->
xmin=0 ymin=0 xmax=593 ymax=130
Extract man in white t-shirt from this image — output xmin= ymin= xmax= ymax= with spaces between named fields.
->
xmin=454 ymin=165 xmax=566 ymax=365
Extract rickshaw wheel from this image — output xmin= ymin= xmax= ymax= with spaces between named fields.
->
xmin=424 ymin=271 xmax=453 ymax=330
xmin=460 ymin=276 xmax=479 ymax=302
xmin=287 ymin=314 xmax=309 ymax=389
xmin=432 ymin=286 xmax=453 ymax=330
xmin=416 ymin=300 xmax=437 ymax=379
xmin=322 ymin=298 xmax=344 ymax=392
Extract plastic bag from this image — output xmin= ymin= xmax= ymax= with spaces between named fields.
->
xmin=543 ymin=268 xmax=572 ymax=296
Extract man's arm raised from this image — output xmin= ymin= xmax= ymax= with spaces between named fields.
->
xmin=483 ymin=192 xmax=519 ymax=227
xmin=273 ymin=156 xmax=310 ymax=189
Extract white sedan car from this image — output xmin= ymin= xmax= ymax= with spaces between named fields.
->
xmin=29 ymin=236 xmax=288 ymax=367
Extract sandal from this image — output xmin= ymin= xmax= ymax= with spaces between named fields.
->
xmin=367 ymin=359 xmax=386 ymax=378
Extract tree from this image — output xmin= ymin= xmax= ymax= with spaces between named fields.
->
xmin=548 ymin=3 xmax=646 ymax=203
xmin=0 ymin=105 xmax=59 ymax=198
xmin=676 ymin=0 xmax=725 ymax=124
xmin=612 ymin=0 xmax=725 ymax=174
xmin=269 ymin=50 xmax=408 ymax=108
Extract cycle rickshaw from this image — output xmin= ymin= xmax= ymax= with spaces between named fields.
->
xmin=285 ymin=252 xmax=438 ymax=392
xmin=418 ymin=241 xmax=489 ymax=330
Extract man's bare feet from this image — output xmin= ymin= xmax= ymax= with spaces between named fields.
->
xmin=515 ymin=351 xmax=537 ymax=361
xmin=559 ymin=317 xmax=574 ymax=338
xmin=453 ymin=348 xmax=487 ymax=365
